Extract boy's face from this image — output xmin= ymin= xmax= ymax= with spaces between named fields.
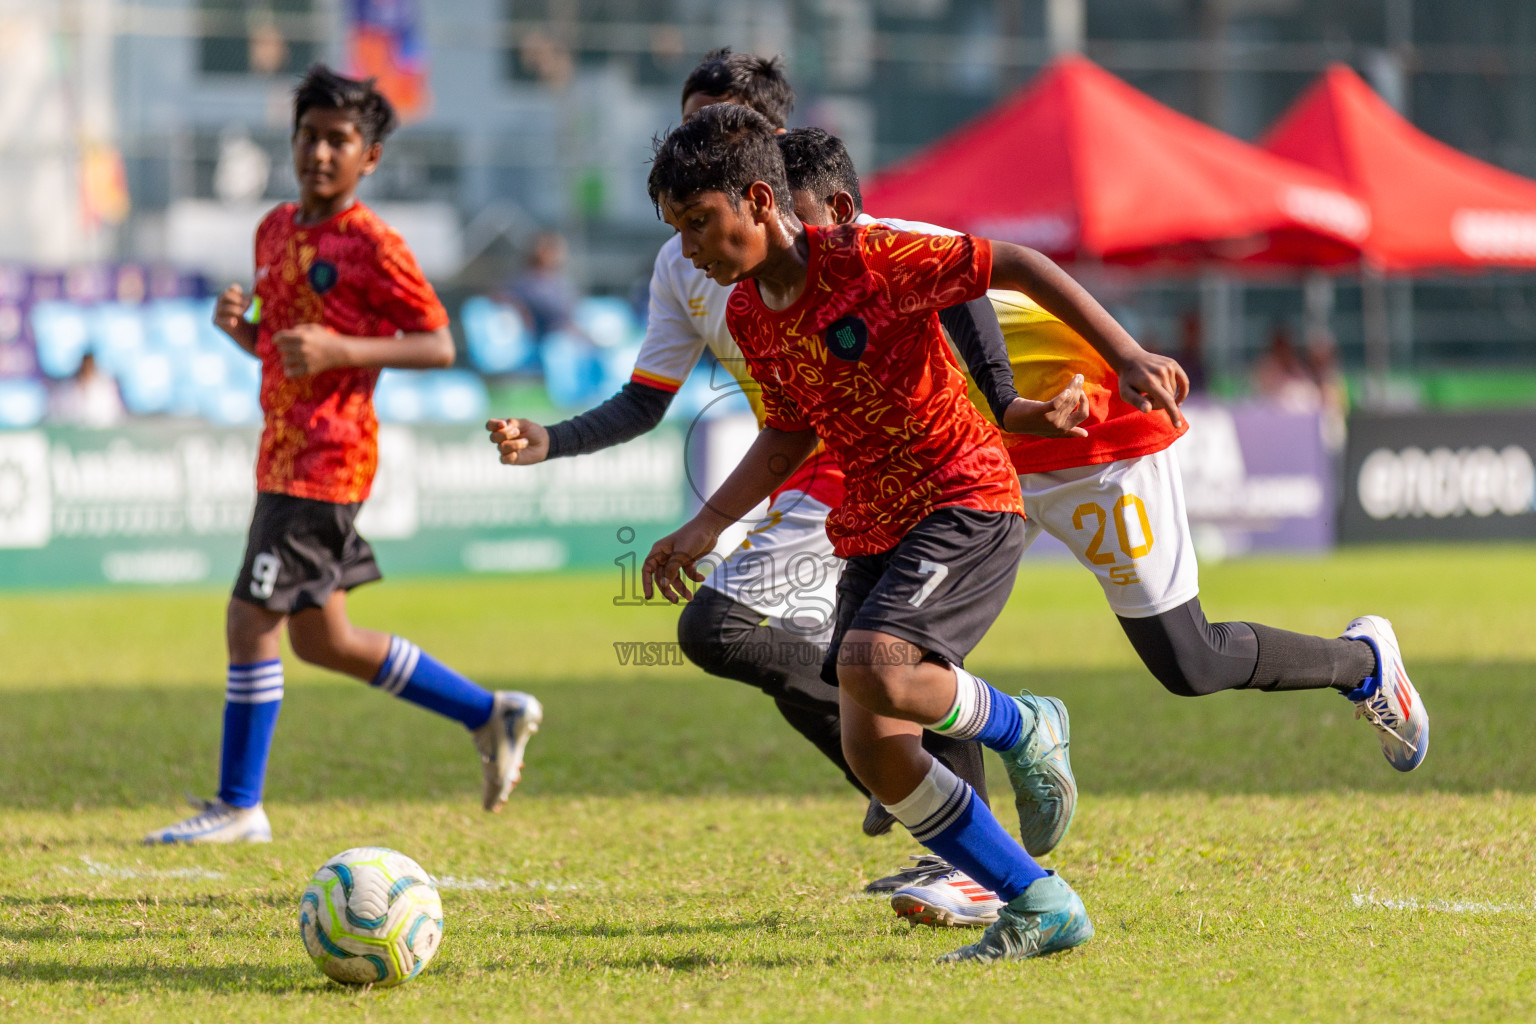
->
xmin=661 ymin=187 xmax=772 ymax=285
xmin=292 ymin=107 xmax=380 ymax=203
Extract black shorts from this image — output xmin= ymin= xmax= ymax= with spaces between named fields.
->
xmin=233 ymin=492 xmax=382 ymax=613
xmin=822 ymin=506 xmax=1025 ymax=686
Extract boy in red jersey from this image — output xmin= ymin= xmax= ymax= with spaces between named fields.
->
xmin=639 ymin=104 xmax=1183 ymax=962
xmin=145 ymin=66 xmax=541 ymax=845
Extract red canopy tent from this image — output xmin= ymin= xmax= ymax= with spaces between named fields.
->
xmin=862 ymin=55 xmax=1369 ymax=267
xmin=1261 ymin=63 xmax=1536 ymax=272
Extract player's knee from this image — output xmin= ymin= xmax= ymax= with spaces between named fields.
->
xmin=835 ymin=660 xmax=906 ymax=717
xmin=1147 ymin=640 xmax=1233 ymax=698
xmin=676 ymin=592 xmax=732 ymax=674
xmin=287 ymin=620 xmax=347 ymax=670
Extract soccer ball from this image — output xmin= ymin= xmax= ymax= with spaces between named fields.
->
xmin=298 ymin=847 xmax=444 ymax=987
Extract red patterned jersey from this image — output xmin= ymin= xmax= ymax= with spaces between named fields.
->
xmin=725 ymin=223 xmax=1022 ymax=558
xmin=251 ymin=202 xmax=447 ymax=503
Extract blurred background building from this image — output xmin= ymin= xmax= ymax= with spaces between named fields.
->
xmin=2 ymin=0 xmax=1536 ymax=420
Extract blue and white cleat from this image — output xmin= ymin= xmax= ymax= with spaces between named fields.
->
xmin=938 ymin=872 xmax=1093 ymax=962
xmin=1341 ymin=616 xmax=1428 ymax=772
xmin=473 ymin=690 xmax=543 ymax=812
xmin=891 ymin=866 xmax=1003 ymax=928
xmin=996 ymin=693 xmax=1077 ymax=856
xmin=143 ymin=796 xmax=271 ymax=845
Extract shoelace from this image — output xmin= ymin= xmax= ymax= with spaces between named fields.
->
xmin=1355 ymin=690 xmax=1419 ymax=754
xmin=888 ymin=854 xmax=956 ymax=887
xmin=172 ymin=796 xmax=231 ymax=831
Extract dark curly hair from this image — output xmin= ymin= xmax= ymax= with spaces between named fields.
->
xmin=293 ymin=64 xmax=398 ymax=147
xmin=778 ymin=128 xmax=863 ymax=214
xmin=680 ymin=48 xmax=795 ymax=129
xmin=648 ymin=103 xmax=792 ymax=216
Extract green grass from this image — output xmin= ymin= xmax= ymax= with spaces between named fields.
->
xmin=3 ymin=545 xmax=1536 ymax=1022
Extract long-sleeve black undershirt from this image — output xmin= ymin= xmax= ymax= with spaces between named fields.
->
xmin=544 ymin=296 xmax=1019 ymax=459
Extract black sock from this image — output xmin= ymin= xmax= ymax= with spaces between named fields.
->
xmin=1245 ymin=624 xmax=1376 ymax=692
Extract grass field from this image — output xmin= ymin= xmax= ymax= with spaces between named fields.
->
xmin=3 ymin=545 xmax=1535 ymax=1022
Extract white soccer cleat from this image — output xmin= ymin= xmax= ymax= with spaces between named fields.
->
xmin=142 ymin=796 xmax=272 ymax=845
xmin=473 ymin=690 xmax=543 ymax=812
xmin=1341 ymin=615 xmax=1428 ymax=772
xmin=890 ymin=866 xmax=1004 ymax=928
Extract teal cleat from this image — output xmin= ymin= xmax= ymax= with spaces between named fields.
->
xmin=938 ymin=872 xmax=1093 ymax=963
xmin=996 ymin=693 xmax=1077 ymax=857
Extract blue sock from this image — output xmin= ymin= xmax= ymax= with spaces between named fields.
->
xmin=218 ymin=660 xmax=283 ymax=808
xmin=926 ymin=666 xmax=1025 ymax=751
xmin=372 ymin=636 xmax=495 ymax=729
xmin=887 ymin=758 xmax=1047 ymax=902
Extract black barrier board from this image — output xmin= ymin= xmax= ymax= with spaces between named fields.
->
xmin=1341 ymin=410 xmax=1536 ymax=542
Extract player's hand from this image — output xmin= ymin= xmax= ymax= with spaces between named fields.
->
xmin=640 ymin=520 xmax=719 ymax=603
xmin=213 ymin=284 xmax=252 ymax=339
xmin=272 ymin=323 xmax=349 ymax=377
xmin=486 ymin=418 xmax=550 ymax=466
xmin=1117 ymin=352 xmax=1188 ymax=430
xmin=1001 ymin=374 xmax=1089 ymax=438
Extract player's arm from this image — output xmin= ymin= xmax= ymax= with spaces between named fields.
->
xmin=487 ymin=381 xmax=675 ymax=466
xmin=213 ymin=284 xmax=259 ymax=356
xmin=938 ymin=297 xmax=1088 ymax=439
xmin=270 ymin=324 xmax=454 ymax=377
xmin=640 ymin=425 xmax=819 ymax=603
xmin=988 ymin=242 xmax=1188 ymax=429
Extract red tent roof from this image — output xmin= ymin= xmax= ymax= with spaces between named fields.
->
xmin=1262 ymin=64 xmax=1536 ymax=272
xmin=862 ymin=55 xmax=1368 ymax=267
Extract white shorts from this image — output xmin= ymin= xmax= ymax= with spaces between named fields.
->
xmin=1019 ymin=446 xmax=1199 ymax=618
xmin=701 ymin=490 xmax=843 ymax=642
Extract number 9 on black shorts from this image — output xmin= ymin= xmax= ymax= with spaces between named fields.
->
xmin=233 ymin=492 xmax=383 ymax=613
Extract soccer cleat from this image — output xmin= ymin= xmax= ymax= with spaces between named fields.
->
xmin=891 ymin=867 xmax=1003 ymax=928
xmin=142 ymin=796 xmax=272 ymax=845
xmin=1341 ymin=616 xmax=1428 ymax=772
xmin=996 ymin=693 xmax=1077 ymax=856
xmin=473 ymin=690 xmax=543 ymax=812
xmin=863 ymin=795 xmax=897 ymax=837
xmin=864 ymin=854 xmax=955 ymax=895
xmin=938 ymin=872 xmax=1093 ymax=963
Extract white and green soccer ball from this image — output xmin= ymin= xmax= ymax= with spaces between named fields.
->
xmin=298 ymin=847 xmax=444 ymax=987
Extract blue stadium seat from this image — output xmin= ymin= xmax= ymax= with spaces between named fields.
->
xmin=461 ymin=296 xmax=531 ymax=374
xmin=374 ymin=369 xmax=425 ymax=423
xmin=421 ymin=369 xmax=489 ymax=423
xmin=0 ymin=378 xmax=46 ymax=427
xmin=573 ymin=296 xmax=639 ymax=349
xmin=118 ymin=350 xmax=175 ymax=415
xmin=538 ymin=330 xmax=607 ymax=408
xmin=89 ymin=303 xmax=148 ymax=379
xmin=30 ymin=301 xmax=91 ymax=379
xmin=199 ymin=386 xmax=261 ymax=427
xmin=146 ymin=298 xmax=203 ymax=358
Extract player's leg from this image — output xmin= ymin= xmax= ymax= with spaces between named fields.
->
xmin=1023 ymin=447 xmax=1426 ymax=769
xmin=287 ymin=583 xmax=542 ymax=813
xmin=145 ymin=495 xmax=297 ymax=844
xmin=830 ymin=509 xmax=1092 ymax=959
xmin=838 ymin=658 xmax=1090 ymax=961
xmin=678 ymin=491 xmax=990 ymax=836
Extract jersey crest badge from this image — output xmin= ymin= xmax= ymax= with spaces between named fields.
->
xmin=823 ymin=315 xmax=868 ymax=362
xmin=307 ymin=260 xmax=339 ymax=295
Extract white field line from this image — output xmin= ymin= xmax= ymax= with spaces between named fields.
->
xmin=55 ymin=856 xmax=226 ymax=881
xmin=1351 ymin=892 xmax=1535 ymax=914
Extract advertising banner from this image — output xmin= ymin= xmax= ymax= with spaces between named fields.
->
xmin=1176 ymin=402 xmax=1335 ymax=555
xmin=0 ymin=423 xmax=688 ymax=590
xmin=1341 ymin=410 xmax=1536 ymax=542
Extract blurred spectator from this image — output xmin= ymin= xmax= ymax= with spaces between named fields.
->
xmin=506 ymin=231 xmax=578 ymax=347
xmin=1305 ymin=324 xmax=1349 ymax=453
xmin=1177 ymin=309 xmax=1207 ymax=394
xmin=1252 ymin=320 xmax=1321 ymax=413
xmin=49 ymin=352 xmax=125 ymax=428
